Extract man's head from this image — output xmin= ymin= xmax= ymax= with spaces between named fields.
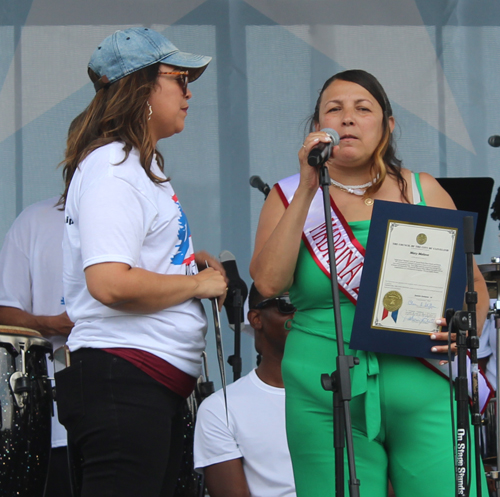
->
xmin=247 ymin=283 xmax=295 ymax=358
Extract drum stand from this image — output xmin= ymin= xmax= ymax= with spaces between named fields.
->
xmin=479 ymin=259 xmax=500 ymax=496
xmin=493 ymin=304 xmax=500 ymax=496
xmin=490 ymin=294 xmax=500 ymax=495
xmin=483 ymin=301 xmax=500 ymax=496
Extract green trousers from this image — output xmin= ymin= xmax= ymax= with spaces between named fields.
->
xmin=282 ymin=329 xmax=488 ymax=497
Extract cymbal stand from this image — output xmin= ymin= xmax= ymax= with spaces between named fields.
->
xmin=479 ymin=257 xmax=500 ymax=495
xmin=489 ymin=273 xmax=500 ymax=496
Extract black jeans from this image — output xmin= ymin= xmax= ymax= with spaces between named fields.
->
xmin=55 ymin=348 xmax=185 ymax=497
xmin=44 ymin=446 xmax=72 ymax=497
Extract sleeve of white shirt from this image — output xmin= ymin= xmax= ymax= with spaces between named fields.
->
xmin=0 ymin=222 xmax=32 ymax=312
xmin=193 ymin=393 xmax=243 ymax=471
xmin=79 ymin=174 xmax=156 ymax=269
xmin=478 ymin=317 xmax=494 ymax=358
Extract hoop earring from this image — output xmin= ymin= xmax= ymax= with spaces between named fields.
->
xmin=147 ymin=101 xmax=153 ymax=121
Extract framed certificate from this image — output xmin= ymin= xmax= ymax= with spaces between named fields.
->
xmin=350 ymin=200 xmax=476 ymax=359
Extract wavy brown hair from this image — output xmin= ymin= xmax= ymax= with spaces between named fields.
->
xmin=309 ymin=69 xmax=409 ymax=203
xmin=60 ymin=63 xmax=166 ymax=206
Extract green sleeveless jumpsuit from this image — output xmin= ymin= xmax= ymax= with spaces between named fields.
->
xmin=282 ymin=174 xmax=488 ymax=496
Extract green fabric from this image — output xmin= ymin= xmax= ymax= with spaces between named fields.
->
xmin=283 ymin=185 xmax=487 ymax=496
xmin=289 ymin=221 xmax=382 ymax=443
xmin=289 ymin=219 xmax=369 ymax=343
xmin=414 ymin=171 xmax=425 ymax=202
xmin=283 ymin=333 xmax=487 ymax=496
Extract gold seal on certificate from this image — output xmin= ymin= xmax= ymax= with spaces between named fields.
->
xmin=416 ymin=233 xmax=427 ymax=245
xmin=383 ymin=291 xmax=403 ymax=312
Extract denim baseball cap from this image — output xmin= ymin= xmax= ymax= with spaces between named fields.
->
xmin=88 ymin=27 xmax=212 ymax=92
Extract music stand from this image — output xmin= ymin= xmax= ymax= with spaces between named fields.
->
xmin=436 ymin=177 xmax=493 ymax=255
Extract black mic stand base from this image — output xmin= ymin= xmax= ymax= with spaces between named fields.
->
xmin=321 ymin=355 xmax=361 ymax=497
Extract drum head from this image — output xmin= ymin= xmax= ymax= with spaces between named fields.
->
xmin=0 ymin=326 xmax=52 ymax=355
xmin=0 ymin=325 xmax=42 ymax=338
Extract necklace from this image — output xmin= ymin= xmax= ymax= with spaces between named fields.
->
xmin=330 ymin=175 xmax=378 ymax=206
xmin=329 ymin=179 xmax=372 ymax=195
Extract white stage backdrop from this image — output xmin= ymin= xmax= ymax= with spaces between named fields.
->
xmin=1 ymin=0 xmax=500 ymax=385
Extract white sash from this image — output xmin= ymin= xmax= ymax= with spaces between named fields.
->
xmin=276 ymin=173 xmax=494 ymax=412
xmin=276 ymin=174 xmax=365 ymax=304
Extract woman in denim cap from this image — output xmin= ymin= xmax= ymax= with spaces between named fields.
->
xmin=55 ymin=27 xmax=226 ymax=497
xmin=250 ymin=69 xmax=489 ymax=496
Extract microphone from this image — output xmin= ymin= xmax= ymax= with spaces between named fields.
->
xmin=249 ymin=175 xmax=271 ymax=198
xmin=307 ymin=128 xmax=340 ymax=167
xmin=219 ymin=250 xmax=248 ymax=330
xmin=489 ymin=135 xmax=500 ymax=147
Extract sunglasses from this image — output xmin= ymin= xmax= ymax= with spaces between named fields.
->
xmin=254 ymin=295 xmax=296 ymax=314
xmin=157 ymin=70 xmax=189 ymax=96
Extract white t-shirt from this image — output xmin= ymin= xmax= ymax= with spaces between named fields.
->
xmin=194 ymin=369 xmax=296 ymax=497
xmin=63 ymin=142 xmax=207 ymax=377
xmin=0 ymin=196 xmax=67 ymax=447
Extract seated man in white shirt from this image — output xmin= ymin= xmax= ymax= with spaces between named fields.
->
xmin=194 ymin=283 xmax=296 ymax=497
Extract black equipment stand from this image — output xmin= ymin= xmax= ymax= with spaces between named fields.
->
xmin=316 ymin=164 xmax=360 ymax=497
xmin=438 ymin=177 xmax=495 ymax=494
xmin=448 ymin=216 xmax=483 ymax=496
xmin=220 ymin=249 xmax=248 ymax=383
xmin=227 ymin=289 xmax=243 ymax=382
xmin=197 ymin=352 xmax=215 ymax=497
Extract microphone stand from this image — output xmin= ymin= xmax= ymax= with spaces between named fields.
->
xmin=227 ymin=288 xmax=243 ymax=382
xmin=317 ymin=163 xmax=360 ymax=497
xmin=452 ymin=304 xmax=472 ymax=497
xmin=449 ymin=216 xmax=482 ymax=496
xmin=464 ymin=216 xmax=483 ymax=497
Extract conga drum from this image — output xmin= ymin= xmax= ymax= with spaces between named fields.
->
xmin=0 ymin=326 xmax=53 ymax=497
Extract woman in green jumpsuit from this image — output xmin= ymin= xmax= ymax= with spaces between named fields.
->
xmin=250 ymin=69 xmax=490 ymax=496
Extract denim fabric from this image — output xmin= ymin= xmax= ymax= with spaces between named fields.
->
xmin=55 ymin=348 xmax=185 ymax=497
xmin=88 ymin=27 xmax=211 ymax=86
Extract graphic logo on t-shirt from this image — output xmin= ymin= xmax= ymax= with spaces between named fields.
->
xmin=171 ymin=194 xmax=195 ymax=266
